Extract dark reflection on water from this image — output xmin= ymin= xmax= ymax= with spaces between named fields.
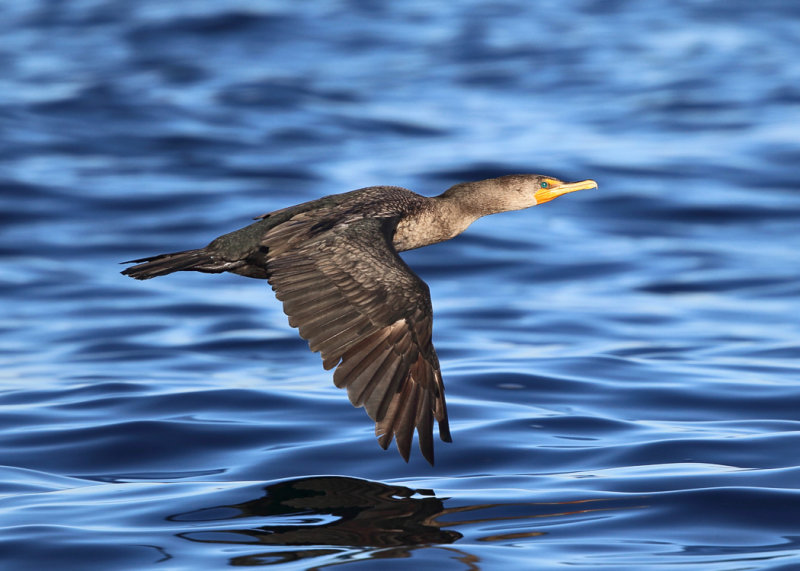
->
xmin=172 ymin=476 xmax=461 ymax=550
xmin=3 ymin=1 xmax=800 ymax=570
xmin=166 ymin=475 xmax=650 ymax=568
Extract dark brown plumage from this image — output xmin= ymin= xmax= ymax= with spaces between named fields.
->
xmin=122 ymin=174 xmax=596 ymax=464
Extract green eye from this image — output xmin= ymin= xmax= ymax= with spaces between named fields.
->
xmin=540 ymin=181 xmax=549 ymax=189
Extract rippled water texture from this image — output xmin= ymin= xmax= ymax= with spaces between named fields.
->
xmin=2 ymin=2 xmax=800 ymax=569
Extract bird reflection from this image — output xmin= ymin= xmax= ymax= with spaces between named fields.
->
xmin=168 ymin=475 xmax=642 ymax=568
xmin=170 ymin=476 xmax=461 ymax=562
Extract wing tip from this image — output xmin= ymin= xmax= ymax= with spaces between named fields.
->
xmin=420 ymin=443 xmax=435 ymax=466
xmin=439 ymin=419 xmax=453 ymax=443
xmin=398 ymin=444 xmax=411 ymax=463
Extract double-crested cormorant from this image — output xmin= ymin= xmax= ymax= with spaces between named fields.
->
xmin=122 ymin=174 xmax=597 ymax=465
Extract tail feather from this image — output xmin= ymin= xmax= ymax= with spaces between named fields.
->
xmin=121 ymin=248 xmax=215 ymax=280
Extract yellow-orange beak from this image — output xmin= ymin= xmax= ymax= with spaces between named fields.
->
xmin=535 ymin=179 xmax=598 ymax=205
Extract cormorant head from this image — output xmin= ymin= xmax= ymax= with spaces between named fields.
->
xmin=446 ymin=174 xmax=596 ymax=214
xmin=439 ymin=174 xmax=596 ymax=222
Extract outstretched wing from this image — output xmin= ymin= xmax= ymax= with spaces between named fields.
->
xmin=262 ymin=215 xmax=451 ymax=465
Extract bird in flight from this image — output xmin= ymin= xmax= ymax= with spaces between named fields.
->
xmin=122 ymin=174 xmax=596 ymax=465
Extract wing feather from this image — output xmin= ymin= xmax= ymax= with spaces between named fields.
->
xmin=262 ymin=216 xmax=449 ymax=465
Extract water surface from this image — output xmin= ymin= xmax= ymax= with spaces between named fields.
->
xmin=2 ymin=2 xmax=800 ymax=569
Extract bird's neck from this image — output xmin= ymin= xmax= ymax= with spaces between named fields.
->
xmin=392 ymin=193 xmax=486 ymax=252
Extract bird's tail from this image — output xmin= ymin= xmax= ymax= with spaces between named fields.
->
xmin=121 ymin=248 xmax=215 ymax=280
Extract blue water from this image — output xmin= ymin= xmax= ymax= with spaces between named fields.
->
xmin=2 ymin=1 xmax=800 ymax=569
